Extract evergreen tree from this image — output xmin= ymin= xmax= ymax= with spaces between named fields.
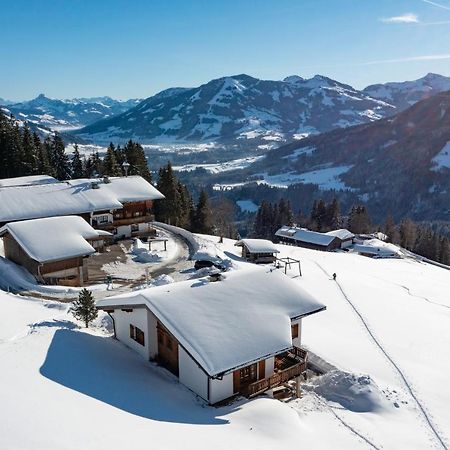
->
xmin=103 ymin=143 xmax=121 ymax=176
xmin=48 ymin=133 xmax=71 ymax=180
xmin=325 ymin=198 xmax=341 ymax=230
xmin=123 ymin=140 xmax=152 ymax=181
xmin=34 ymin=132 xmax=52 ymax=176
xmin=70 ymin=144 xmax=84 ymax=179
xmin=154 ymin=162 xmax=180 ymax=224
xmin=192 ymin=189 xmax=213 ymax=234
xmin=347 ymin=205 xmax=371 ymax=234
xmin=70 ymin=289 xmax=98 ymax=328
xmin=21 ymin=125 xmax=37 ymax=175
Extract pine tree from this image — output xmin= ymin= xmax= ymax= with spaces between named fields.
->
xmin=49 ymin=133 xmax=71 ymax=180
xmin=103 ymin=143 xmax=121 ymax=176
xmin=325 ymin=198 xmax=341 ymax=230
xmin=70 ymin=289 xmax=98 ymax=328
xmin=123 ymin=140 xmax=152 ymax=181
xmin=347 ymin=205 xmax=371 ymax=234
xmin=34 ymin=132 xmax=52 ymax=176
xmin=192 ymin=189 xmax=213 ymax=234
xmin=70 ymin=144 xmax=84 ymax=179
xmin=21 ymin=125 xmax=37 ymax=175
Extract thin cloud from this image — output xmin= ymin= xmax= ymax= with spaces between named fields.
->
xmin=381 ymin=13 xmax=419 ymax=23
xmin=421 ymin=0 xmax=450 ymax=10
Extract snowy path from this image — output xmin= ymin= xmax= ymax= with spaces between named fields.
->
xmin=312 ymin=259 xmax=448 ymax=450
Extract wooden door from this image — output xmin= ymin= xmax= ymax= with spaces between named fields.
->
xmin=157 ymin=322 xmax=179 ymax=376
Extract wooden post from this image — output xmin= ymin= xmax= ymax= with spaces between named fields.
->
xmin=164 ymin=240 xmax=167 ymax=251
xmin=295 ymin=376 xmax=302 ymax=398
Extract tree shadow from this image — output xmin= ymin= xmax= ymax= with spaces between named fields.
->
xmin=40 ymin=329 xmax=232 ymax=425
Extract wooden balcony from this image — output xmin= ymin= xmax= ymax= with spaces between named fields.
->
xmin=246 ymin=347 xmax=308 ymax=398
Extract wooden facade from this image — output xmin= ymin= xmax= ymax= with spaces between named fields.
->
xmin=2 ymin=232 xmax=93 ymax=286
xmin=277 ymin=235 xmax=341 ymax=251
xmin=233 ymin=346 xmax=308 ymax=398
xmin=240 ymin=246 xmax=277 ymax=264
xmin=157 ymin=321 xmax=180 ymax=376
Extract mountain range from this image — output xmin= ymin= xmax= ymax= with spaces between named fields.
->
xmin=75 ymin=74 xmax=396 ymax=145
xmin=238 ymin=91 xmax=450 ymax=221
xmin=0 ymin=95 xmax=141 ymax=131
xmin=3 ymin=73 xmax=450 ymax=147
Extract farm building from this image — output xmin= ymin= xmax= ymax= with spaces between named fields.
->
xmin=324 ymin=229 xmax=355 ymax=248
xmin=0 ymin=216 xmax=111 ymax=286
xmin=0 ymin=175 xmax=164 ymax=239
xmin=235 ymin=239 xmax=280 ymax=264
xmin=276 ymin=226 xmax=355 ymax=251
xmin=275 ymin=226 xmax=341 ymax=251
xmin=96 ymin=268 xmax=326 ymax=404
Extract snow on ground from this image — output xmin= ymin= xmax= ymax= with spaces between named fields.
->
xmin=101 ymin=231 xmax=182 ymax=281
xmin=432 ymin=141 xmax=450 ymax=171
xmin=236 ymin=199 xmax=259 ymax=213
xmin=173 ymin=155 xmax=264 ymax=174
xmin=197 ymin=234 xmax=450 ymax=449
xmin=66 ymin=143 xmax=107 ymax=157
xmin=257 ymin=165 xmax=353 ymax=190
xmin=1 ymin=230 xmax=449 ymax=449
xmin=0 ymin=290 xmax=359 ymax=450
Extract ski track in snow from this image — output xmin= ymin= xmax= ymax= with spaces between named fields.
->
xmin=311 ymin=393 xmax=382 ymax=450
xmin=312 ymin=260 xmax=448 ymax=450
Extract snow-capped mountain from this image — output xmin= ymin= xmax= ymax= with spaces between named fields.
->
xmin=241 ymin=91 xmax=450 ymax=221
xmin=0 ymin=97 xmax=13 ymax=106
xmin=3 ymin=94 xmax=142 ymax=130
xmin=363 ymin=73 xmax=450 ymax=111
xmin=75 ymin=74 xmax=395 ymax=145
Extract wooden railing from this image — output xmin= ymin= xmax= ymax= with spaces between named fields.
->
xmin=290 ymin=346 xmax=308 ymax=362
xmin=246 ymin=347 xmax=308 ymax=398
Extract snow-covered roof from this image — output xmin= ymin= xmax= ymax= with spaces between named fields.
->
xmin=352 ymin=240 xmax=400 ymax=257
xmin=0 ymin=216 xmax=112 ymax=263
xmin=325 ymin=229 xmax=355 ymax=240
xmin=235 ymin=239 xmax=280 ymax=254
xmin=275 ymin=226 xmax=337 ymax=246
xmin=0 ymin=176 xmax=164 ymax=223
xmin=0 ymin=175 xmax=58 ymax=187
xmin=97 ymin=267 xmax=326 ymax=376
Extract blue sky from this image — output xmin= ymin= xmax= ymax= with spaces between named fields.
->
xmin=2 ymin=0 xmax=450 ymax=100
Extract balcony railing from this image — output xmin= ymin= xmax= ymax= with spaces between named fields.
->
xmin=246 ymin=346 xmax=308 ymax=398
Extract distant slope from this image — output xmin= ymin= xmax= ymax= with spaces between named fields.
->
xmin=75 ymin=74 xmax=395 ymax=145
xmin=3 ymin=94 xmax=141 ymax=130
xmin=363 ymin=73 xmax=450 ymax=111
xmin=244 ymin=91 xmax=450 ymax=221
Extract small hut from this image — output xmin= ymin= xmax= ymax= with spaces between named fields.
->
xmin=235 ymin=239 xmax=280 ymax=264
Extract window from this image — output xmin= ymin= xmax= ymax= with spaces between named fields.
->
xmin=94 ymin=214 xmax=110 ymax=224
xmin=129 ymin=324 xmax=145 ymax=346
xmin=240 ymin=363 xmax=257 ymax=384
xmin=291 ymin=323 xmax=299 ymax=339
xmin=131 ymin=224 xmax=139 ymax=232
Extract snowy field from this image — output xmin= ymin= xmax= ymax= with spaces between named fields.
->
xmin=172 ymin=155 xmax=264 ymax=174
xmin=1 ymin=232 xmax=449 ymax=449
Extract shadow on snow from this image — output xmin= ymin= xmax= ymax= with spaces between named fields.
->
xmin=40 ymin=329 xmax=232 ymax=425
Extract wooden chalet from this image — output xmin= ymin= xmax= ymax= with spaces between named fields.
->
xmin=0 ymin=175 xmax=164 ymax=240
xmin=97 ymin=268 xmax=326 ymax=404
xmin=235 ymin=239 xmax=280 ymax=264
xmin=0 ymin=216 xmax=111 ymax=286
